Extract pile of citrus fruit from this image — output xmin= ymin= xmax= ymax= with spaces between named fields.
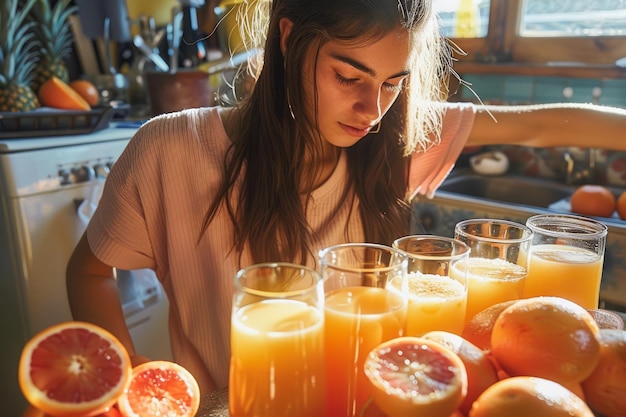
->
xmin=363 ymin=296 xmax=626 ymax=417
xmin=570 ymin=184 xmax=626 ymax=220
xmin=18 ymin=321 xmax=200 ymax=417
xmin=38 ymin=77 xmax=99 ymax=111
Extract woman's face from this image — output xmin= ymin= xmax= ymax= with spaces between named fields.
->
xmin=304 ymin=29 xmax=411 ymax=148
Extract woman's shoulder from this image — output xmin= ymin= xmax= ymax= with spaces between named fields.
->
xmin=120 ymin=107 xmax=231 ymax=170
xmin=136 ymin=107 xmax=228 ymax=147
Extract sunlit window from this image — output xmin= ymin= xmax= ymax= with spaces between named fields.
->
xmin=435 ymin=0 xmax=490 ymax=38
xmin=520 ymin=0 xmax=626 ymax=37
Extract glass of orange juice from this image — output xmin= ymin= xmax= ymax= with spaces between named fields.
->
xmin=319 ymin=243 xmax=408 ymax=417
xmin=454 ymin=219 xmax=533 ymax=322
xmin=392 ymin=235 xmax=469 ymax=336
xmin=229 ymin=262 xmax=325 ymax=417
xmin=524 ymin=214 xmax=607 ymax=309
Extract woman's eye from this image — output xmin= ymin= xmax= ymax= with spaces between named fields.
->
xmin=383 ymin=81 xmax=403 ymax=93
xmin=335 ymin=73 xmax=357 ymax=86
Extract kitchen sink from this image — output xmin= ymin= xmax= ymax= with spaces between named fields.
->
xmin=414 ymin=170 xmax=626 ymax=313
xmin=438 ymin=173 xmax=574 ymax=208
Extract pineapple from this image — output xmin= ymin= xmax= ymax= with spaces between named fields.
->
xmin=29 ymin=0 xmax=76 ymax=93
xmin=0 ymin=0 xmax=40 ymax=112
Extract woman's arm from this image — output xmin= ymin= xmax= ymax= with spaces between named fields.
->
xmin=466 ymin=103 xmax=626 ymax=151
xmin=66 ymin=233 xmax=150 ymax=366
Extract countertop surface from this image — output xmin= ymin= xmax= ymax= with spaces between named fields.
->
xmin=197 ymin=388 xmax=229 ymax=417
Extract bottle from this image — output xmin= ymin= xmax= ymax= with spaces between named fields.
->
xmin=178 ymin=0 xmax=208 ymax=69
xmin=456 ymin=0 xmax=480 ymax=38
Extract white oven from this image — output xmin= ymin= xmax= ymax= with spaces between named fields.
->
xmin=0 ymin=125 xmax=171 ymax=415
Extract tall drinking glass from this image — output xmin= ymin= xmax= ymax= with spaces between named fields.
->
xmin=524 ymin=213 xmax=607 ymax=309
xmin=319 ymin=243 xmax=408 ymax=417
xmin=229 ymin=262 xmax=325 ymax=417
xmin=392 ymin=235 xmax=469 ymax=336
xmin=454 ymin=219 xmax=533 ymax=322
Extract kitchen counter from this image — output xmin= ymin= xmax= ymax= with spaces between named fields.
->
xmin=197 ymin=388 xmax=229 ymax=417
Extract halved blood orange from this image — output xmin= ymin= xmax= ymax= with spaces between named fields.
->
xmin=364 ymin=336 xmax=468 ymax=417
xmin=18 ymin=321 xmax=132 ymax=417
xmin=116 ymin=360 xmax=200 ymax=417
xmin=22 ymin=403 xmax=123 ymax=417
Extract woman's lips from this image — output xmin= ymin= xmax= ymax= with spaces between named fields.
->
xmin=339 ymin=122 xmax=373 ymax=138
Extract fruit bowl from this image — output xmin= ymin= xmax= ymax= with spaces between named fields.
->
xmin=0 ymin=106 xmax=115 ymax=138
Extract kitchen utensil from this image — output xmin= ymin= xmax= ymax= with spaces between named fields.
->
xmin=169 ymin=8 xmax=183 ymax=73
xmin=103 ymin=17 xmax=117 ymax=75
xmin=133 ymin=34 xmax=169 ymax=72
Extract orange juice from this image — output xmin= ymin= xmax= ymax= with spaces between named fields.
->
xmin=454 ymin=257 xmax=526 ymax=322
xmin=389 ymin=272 xmax=466 ymax=336
xmin=229 ymin=299 xmax=325 ymax=417
xmin=524 ymin=243 xmax=603 ymax=309
xmin=324 ymin=286 xmax=406 ymax=417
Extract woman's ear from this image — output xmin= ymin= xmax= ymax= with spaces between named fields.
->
xmin=279 ymin=18 xmax=293 ymax=56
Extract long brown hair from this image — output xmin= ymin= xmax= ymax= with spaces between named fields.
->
xmin=201 ymin=0 xmax=452 ymax=264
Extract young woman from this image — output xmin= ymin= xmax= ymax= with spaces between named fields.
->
xmin=67 ymin=0 xmax=626 ymax=394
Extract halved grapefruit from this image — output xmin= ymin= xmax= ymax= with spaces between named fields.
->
xmin=363 ymin=336 xmax=467 ymax=417
xmin=18 ymin=321 xmax=132 ymax=417
xmin=116 ymin=360 xmax=200 ymax=417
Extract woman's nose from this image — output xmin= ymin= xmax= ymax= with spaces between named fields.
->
xmin=354 ymin=87 xmax=382 ymax=121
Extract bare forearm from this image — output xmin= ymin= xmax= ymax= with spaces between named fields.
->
xmin=467 ymin=103 xmax=626 ymax=151
xmin=67 ymin=274 xmax=136 ymax=353
xmin=66 ymin=234 xmax=138 ymax=358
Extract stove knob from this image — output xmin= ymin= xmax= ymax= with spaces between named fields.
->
xmin=94 ymin=164 xmax=110 ymax=179
xmin=58 ymin=168 xmax=72 ymax=185
xmin=71 ymin=165 xmax=95 ymax=183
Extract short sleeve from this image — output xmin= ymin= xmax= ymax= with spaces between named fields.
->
xmin=408 ymin=102 xmax=476 ymax=200
xmin=86 ymin=126 xmax=157 ymax=270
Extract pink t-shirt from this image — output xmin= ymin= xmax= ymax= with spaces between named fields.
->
xmin=87 ymin=103 xmax=475 ymax=392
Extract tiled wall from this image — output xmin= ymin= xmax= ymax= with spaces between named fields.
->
xmin=459 ymin=74 xmax=626 ymax=107
xmin=457 ymin=74 xmax=626 ymax=188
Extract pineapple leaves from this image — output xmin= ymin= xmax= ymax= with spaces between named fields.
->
xmin=0 ymin=0 xmax=39 ymax=85
xmin=31 ymin=0 xmax=77 ymax=63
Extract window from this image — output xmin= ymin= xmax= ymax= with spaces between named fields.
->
xmin=435 ymin=0 xmax=626 ymax=68
xmin=435 ymin=0 xmax=490 ymax=38
xmin=520 ymin=0 xmax=626 ymax=37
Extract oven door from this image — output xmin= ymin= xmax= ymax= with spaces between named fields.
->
xmin=13 ymin=180 xmax=172 ymax=357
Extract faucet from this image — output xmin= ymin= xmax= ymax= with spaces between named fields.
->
xmin=563 ymin=149 xmax=597 ymax=185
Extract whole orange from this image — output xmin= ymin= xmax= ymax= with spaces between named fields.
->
xmin=581 ymin=329 xmax=626 ymax=417
xmin=461 ymin=299 xmax=519 ymax=351
xmin=617 ymin=190 xmax=626 ymax=220
xmin=38 ymin=76 xmax=91 ymax=111
xmin=69 ymin=79 xmax=100 ymax=107
xmin=490 ymin=296 xmax=601 ymax=385
xmin=570 ymin=184 xmax=616 ymax=218
xmin=468 ymin=376 xmax=594 ymax=417
xmin=422 ymin=331 xmax=499 ymax=416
